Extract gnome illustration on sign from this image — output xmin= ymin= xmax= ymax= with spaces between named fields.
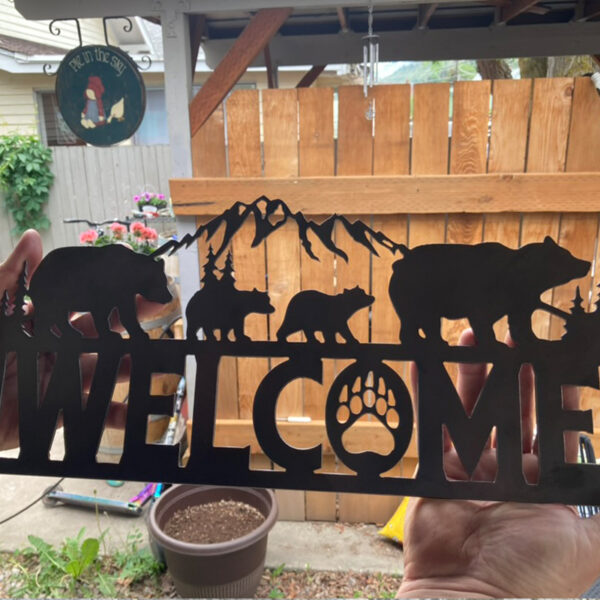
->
xmin=81 ymin=75 xmax=125 ymax=129
xmin=81 ymin=76 xmax=106 ymax=129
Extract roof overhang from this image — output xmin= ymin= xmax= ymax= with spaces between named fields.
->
xmin=15 ymin=0 xmax=600 ymax=65
xmin=15 ymin=0 xmax=471 ymax=20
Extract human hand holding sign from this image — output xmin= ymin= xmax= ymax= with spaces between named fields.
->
xmin=397 ymin=329 xmax=600 ymax=598
xmin=0 ymin=230 xmax=166 ymax=451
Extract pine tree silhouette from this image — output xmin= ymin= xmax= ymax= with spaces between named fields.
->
xmin=219 ymin=251 xmax=236 ymax=288
xmin=201 ymin=245 xmax=219 ymax=288
xmin=12 ymin=261 xmax=28 ymax=320
xmin=571 ymin=286 xmax=585 ymax=315
xmin=564 ymin=285 xmax=589 ymax=340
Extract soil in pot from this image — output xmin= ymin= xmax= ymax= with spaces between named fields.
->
xmin=164 ymin=500 xmax=265 ymax=544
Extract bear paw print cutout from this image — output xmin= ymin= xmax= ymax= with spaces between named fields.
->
xmin=325 ymin=360 xmax=413 ymax=477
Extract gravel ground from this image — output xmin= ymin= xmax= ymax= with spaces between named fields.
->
xmin=256 ymin=567 xmax=402 ymax=599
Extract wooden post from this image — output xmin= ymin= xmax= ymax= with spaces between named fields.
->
xmin=161 ymin=6 xmax=199 ymax=408
xmin=189 ymin=14 xmax=206 ymax=79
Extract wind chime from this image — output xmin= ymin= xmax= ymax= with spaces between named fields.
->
xmin=362 ymin=0 xmax=380 ymax=120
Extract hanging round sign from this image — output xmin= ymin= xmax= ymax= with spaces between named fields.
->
xmin=55 ymin=45 xmax=146 ymax=146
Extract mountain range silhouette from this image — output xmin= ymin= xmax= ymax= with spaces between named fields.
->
xmin=153 ymin=196 xmax=402 ymax=261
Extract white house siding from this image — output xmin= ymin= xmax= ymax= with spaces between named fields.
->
xmin=0 ymin=72 xmax=42 ymax=135
xmin=0 ymin=0 xmax=108 ymax=49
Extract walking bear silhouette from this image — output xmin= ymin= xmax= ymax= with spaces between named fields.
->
xmin=388 ymin=236 xmax=590 ymax=347
xmin=29 ymin=245 xmax=172 ymax=339
xmin=277 ymin=286 xmax=374 ymax=343
xmin=186 ymin=286 xmax=274 ymax=341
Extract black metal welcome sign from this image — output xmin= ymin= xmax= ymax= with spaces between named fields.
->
xmin=1 ymin=196 xmax=599 ymax=505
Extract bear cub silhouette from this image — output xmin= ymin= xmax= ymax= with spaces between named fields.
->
xmin=186 ymin=287 xmax=274 ymax=341
xmin=29 ymin=245 xmax=172 ymax=339
xmin=277 ymin=286 xmax=374 ymax=344
xmin=389 ymin=236 xmax=590 ymax=347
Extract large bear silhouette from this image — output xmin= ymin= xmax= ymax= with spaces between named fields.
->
xmin=186 ymin=287 xmax=274 ymax=341
xmin=277 ymin=286 xmax=374 ymax=343
xmin=389 ymin=236 xmax=590 ymax=347
xmin=29 ymin=245 xmax=172 ymax=339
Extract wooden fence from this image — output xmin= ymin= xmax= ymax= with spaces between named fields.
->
xmin=0 ymin=145 xmax=172 ymax=257
xmin=176 ymin=78 xmax=600 ymax=524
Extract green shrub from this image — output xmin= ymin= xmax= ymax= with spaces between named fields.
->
xmin=0 ymin=134 xmax=54 ymax=234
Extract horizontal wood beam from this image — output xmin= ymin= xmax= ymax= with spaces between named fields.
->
xmin=171 ymin=173 xmax=600 ymax=216
xmin=203 ymin=22 xmax=600 ymax=66
xmin=296 ymin=65 xmax=326 ymax=88
xmin=188 ymin=419 xmax=418 ymax=458
xmin=499 ymin=0 xmax=541 ymax=23
xmin=189 ymin=7 xmax=291 ymax=135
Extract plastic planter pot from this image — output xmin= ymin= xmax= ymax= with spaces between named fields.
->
xmin=148 ymin=484 xmax=278 ymax=598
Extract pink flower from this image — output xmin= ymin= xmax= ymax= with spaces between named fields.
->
xmin=79 ymin=229 xmax=98 ymax=244
xmin=110 ymin=222 xmax=127 ymax=238
xmin=133 ymin=195 xmax=140 ymax=202
xmin=130 ymin=221 xmax=145 ymax=237
xmin=141 ymin=226 xmax=158 ymax=241
xmin=158 ymin=193 xmax=165 ymax=200
xmin=145 ymin=192 xmax=151 ymax=199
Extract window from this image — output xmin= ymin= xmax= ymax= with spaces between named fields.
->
xmin=38 ymin=92 xmax=84 ymax=147
xmin=132 ymin=88 xmax=169 ymax=145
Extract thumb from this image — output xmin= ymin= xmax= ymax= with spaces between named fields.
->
xmin=0 ymin=230 xmax=43 ymax=286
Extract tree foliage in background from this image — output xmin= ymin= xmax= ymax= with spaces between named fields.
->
xmin=0 ymin=135 xmax=53 ymax=234
xmin=477 ymin=56 xmax=596 ymax=79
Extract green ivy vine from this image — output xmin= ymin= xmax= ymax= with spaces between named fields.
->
xmin=0 ymin=134 xmax=54 ymax=234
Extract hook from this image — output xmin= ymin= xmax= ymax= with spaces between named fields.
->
xmin=43 ymin=63 xmax=56 ymax=77
xmin=136 ymin=55 xmax=152 ymax=71
xmin=103 ymin=17 xmax=133 ymax=46
xmin=49 ymin=18 xmax=82 ymax=47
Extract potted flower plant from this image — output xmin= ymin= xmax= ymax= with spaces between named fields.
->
xmin=79 ymin=221 xmax=159 ymax=255
xmin=147 ymin=485 xmax=278 ymax=598
xmin=134 ymin=192 xmax=169 ymax=217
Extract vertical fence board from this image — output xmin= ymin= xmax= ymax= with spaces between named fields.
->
xmin=548 ymin=77 xmax=600 ymax=339
xmin=484 ymin=79 xmax=532 ymax=340
xmin=262 ymin=88 xmax=305 ymax=521
xmin=409 ymin=83 xmax=449 ymax=249
xmin=527 ymin=78 xmax=573 ymax=174
xmin=488 ymin=79 xmax=532 ymax=174
xmin=226 ymin=90 xmax=269 ymax=423
xmin=191 ymin=104 xmax=239 ymax=420
xmin=444 ymin=81 xmax=489 ymax=349
xmin=411 ymin=83 xmax=450 ymax=175
xmin=298 ymin=87 xmax=338 ymax=521
xmin=337 ymin=86 xmax=395 ymax=523
xmin=372 ymin=85 xmax=410 ymax=176
xmin=522 ymin=78 xmax=573 ymax=339
xmin=370 ymin=84 xmax=411 ymax=521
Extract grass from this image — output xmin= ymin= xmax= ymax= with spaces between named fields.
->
xmin=6 ymin=528 xmax=164 ymax=598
